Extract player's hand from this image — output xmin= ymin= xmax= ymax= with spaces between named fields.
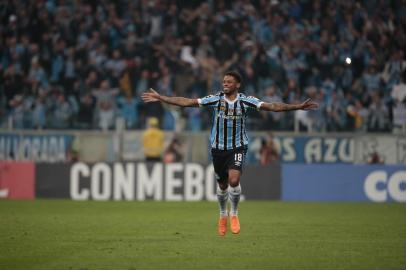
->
xmin=300 ymin=98 xmax=319 ymax=110
xmin=141 ymin=88 xmax=161 ymax=103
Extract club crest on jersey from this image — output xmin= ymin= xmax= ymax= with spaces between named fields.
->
xmin=219 ymin=101 xmax=226 ymax=111
xmin=226 ymin=108 xmax=242 ymax=115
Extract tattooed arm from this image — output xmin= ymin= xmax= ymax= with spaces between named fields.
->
xmin=260 ymin=98 xmax=318 ymax=112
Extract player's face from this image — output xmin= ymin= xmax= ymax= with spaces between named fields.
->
xmin=222 ymin=75 xmax=240 ymax=94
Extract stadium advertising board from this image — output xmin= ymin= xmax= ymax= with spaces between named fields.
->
xmin=282 ymin=164 xmax=406 ymax=202
xmin=35 ymin=163 xmax=281 ymax=201
xmin=248 ymin=135 xmax=406 ymax=164
xmin=0 ymin=161 xmax=35 ymax=199
xmin=0 ymin=133 xmax=75 ymax=162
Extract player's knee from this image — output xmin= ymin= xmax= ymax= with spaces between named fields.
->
xmin=228 ymin=170 xmax=240 ymax=187
xmin=218 ymin=181 xmax=228 ymax=190
xmin=228 ymin=176 xmax=240 ymax=187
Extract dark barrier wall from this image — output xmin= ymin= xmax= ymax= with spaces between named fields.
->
xmin=282 ymin=164 xmax=406 ymax=202
xmin=0 ymin=161 xmax=35 ymax=199
xmin=35 ymin=163 xmax=281 ymax=201
xmin=36 ymin=163 xmax=71 ymax=198
xmin=6 ymin=162 xmax=404 ymax=202
xmin=242 ymin=165 xmax=280 ymax=200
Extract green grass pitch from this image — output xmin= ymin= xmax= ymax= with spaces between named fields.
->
xmin=0 ymin=200 xmax=405 ymax=270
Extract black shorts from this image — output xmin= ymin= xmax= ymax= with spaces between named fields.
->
xmin=211 ymin=146 xmax=248 ymax=183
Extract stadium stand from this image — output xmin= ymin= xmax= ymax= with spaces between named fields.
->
xmin=1 ymin=0 xmax=405 ymax=132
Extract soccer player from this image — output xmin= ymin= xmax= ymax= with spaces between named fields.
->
xmin=142 ymin=71 xmax=318 ymax=236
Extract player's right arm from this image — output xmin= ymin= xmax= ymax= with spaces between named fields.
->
xmin=142 ymin=88 xmax=199 ymax=107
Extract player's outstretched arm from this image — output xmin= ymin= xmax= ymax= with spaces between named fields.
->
xmin=260 ymin=98 xmax=319 ymax=112
xmin=141 ymin=88 xmax=199 ymax=107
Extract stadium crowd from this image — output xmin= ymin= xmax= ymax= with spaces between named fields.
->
xmin=1 ymin=0 xmax=406 ymax=132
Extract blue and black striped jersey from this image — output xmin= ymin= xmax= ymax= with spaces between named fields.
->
xmin=198 ymin=92 xmax=263 ymax=150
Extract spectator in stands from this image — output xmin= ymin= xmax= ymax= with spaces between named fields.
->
xmin=309 ymin=87 xmax=327 ymax=132
xmin=3 ymin=65 xmax=23 ymax=108
xmin=105 ymin=49 xmax=127 ymax=85
xmin=382 ymin=50 xmax=406 ymax=91
xmin=326 ymin=91 xmax=347 ymax=131
xmin=116 ymin=92 xmax=139 ymax=129
xmin=135 ymin=70 xmax=150 ymax=97
xmin=391 ymin=74 xmax=406 ymax=133
xmin=63 ymin=48 xmax=76 ymax=95
xmin=29 ymin=93 xmax=46 ymax=129
xmin=76 ymin=93 xmax=95 ymax=129
xmin=362 ymin=64 xmax=381 ymax=95
xmin=368 ymin=93 xmax=390 ymax=132
xmin=92 ymin=80 xmax=119 ymax=130
xmin=28 ymin=57 xmax=48 ymax=91
xmin=346 ymin=100 xmax=369 ymax=132
xmin=51 ymin=92 xmax=72 ymax=129
xmin=8 ymin=95 xmax=25 ymax=129
xmin=392 ymin=100 xmax=406 ymax=134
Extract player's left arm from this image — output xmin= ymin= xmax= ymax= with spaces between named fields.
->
xmin=260 ymin=98 xmax=319 ymax=112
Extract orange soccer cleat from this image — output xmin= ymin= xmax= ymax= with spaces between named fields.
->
xmin=218 ymin=216 xmax=228 ymax=236
xmin=230 ymin=215 xmax=240 ymax=234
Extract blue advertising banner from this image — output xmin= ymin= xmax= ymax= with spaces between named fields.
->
xmin=282 ymin=164 xmax=406 ymax=202
xmin=0 ymin=133 xmax=75 ymax=162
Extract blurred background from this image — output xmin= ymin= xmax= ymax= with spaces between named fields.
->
xmin=0 ymin=0 xmax=405 ymax=202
